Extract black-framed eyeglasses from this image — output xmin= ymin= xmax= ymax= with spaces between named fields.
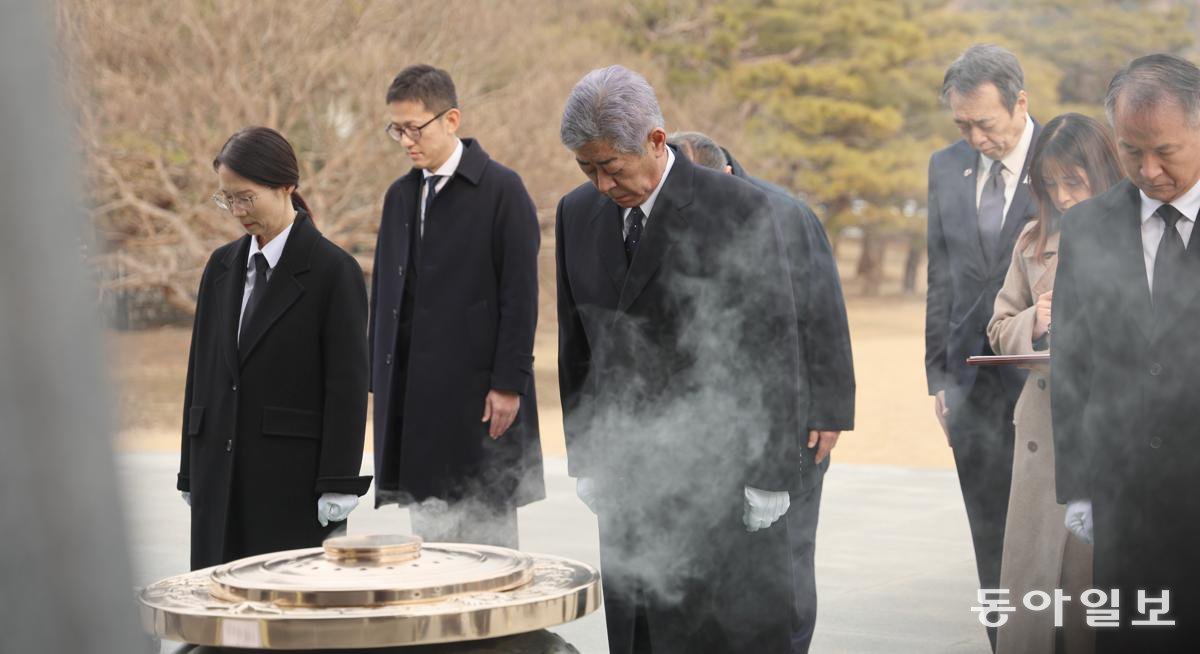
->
xmin=385 ymin=107 xmax=452 ymax=143
xmin=212 ymin=190 xmax=257 ymax=212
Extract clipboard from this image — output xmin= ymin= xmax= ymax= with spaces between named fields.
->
xmin=966 ymin=353 xmax=1050 ymax=366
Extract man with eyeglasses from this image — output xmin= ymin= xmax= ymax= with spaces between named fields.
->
xmin=369 ymin=64 xmax=544 ymax=548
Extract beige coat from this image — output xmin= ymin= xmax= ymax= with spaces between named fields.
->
xmin=987 ymin=223 xmax=1094 ymax=654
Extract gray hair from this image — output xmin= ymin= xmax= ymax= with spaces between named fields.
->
xmin=940 ymin=44 xmax=1025 ymax=112
xmin=668 ymin=131 xmax=728 ymax=170
xmin=1105 ymin=53 xmax=1200 ymax=127
xmin=561 ymin=65 xmax=665 ymax=154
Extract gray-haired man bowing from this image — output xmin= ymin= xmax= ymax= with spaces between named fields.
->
xmin=555 ymin=65 xmax=815 ymax=654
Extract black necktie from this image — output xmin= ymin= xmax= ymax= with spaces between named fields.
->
xmin=422 ymin=175 xmax=443 ymax=239
xmin=625 ymin=207 xmax=645 ymax=263
xmin=1153 ymin=203 xmax=1187 ymax=314
xmin=240 ymin=252 xmax=270 ymax=344
xmin=978 ymin=159 xmax=1006 ymax=263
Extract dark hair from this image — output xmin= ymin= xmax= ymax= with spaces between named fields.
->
xmin=386 ymin=64 xmax=458 ymax=111
xmin=941 ymin=44 xmax=1025 ymax=113
xmin=1020 ymin=113 xmax=1123 ymax=257
xmin=1105 ymin=53 xmax=1200 ymax=126
xmin=212 ymin=126 xmax=311 ymax=216
xmin=668 ymin=131 xmax=729 ymax=170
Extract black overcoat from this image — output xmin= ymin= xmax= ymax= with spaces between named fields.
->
xmin=556 ymin=150 xmax=810 ymax=653
xmin=178 ymin=211 xmax=372 ymax=570
xmin=369 ymin=138 xmax=544 ymax=507
xmin=726 ymin=150 xmax=855 ymax=435
xmin=1053 ymin=179 xmax=1200 ymax=650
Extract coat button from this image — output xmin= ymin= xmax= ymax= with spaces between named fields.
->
xmin=392 ymin=307 xmax=399 ymax=319
xmin=1027 ymin=441 xmax=1038 ymax=453
xmin=398 ymin=265 xmax=404 ymax=276
xmin=1150 ymin=363 xmax=1163 ymax=376
xmin=1037 ymin=379 xmax=1046 ymax=390
xmin=1150 ymin=436 xmax=1163 ymax=449
xmin=232 ymin=384 xmax=238 ymax=391
xmin=225 ymin=439 xmax=233 ymax=452
xmin=385 ymin=353 xmax=392 ymax=365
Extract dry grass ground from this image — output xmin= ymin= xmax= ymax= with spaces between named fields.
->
xmin=110 ymin=291 xmax=952 ymax=470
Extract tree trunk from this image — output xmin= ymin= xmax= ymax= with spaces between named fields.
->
xmin=903 ymin=234 xmax=922 ymax=295
xmin=856 ymin=226 xmax=885 ymax=296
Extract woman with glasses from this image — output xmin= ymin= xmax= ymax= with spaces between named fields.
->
xmin=987 ymin=113 xmax=1123 ymax=654
xmin=178 ymin=126 xmax=372 ymax=570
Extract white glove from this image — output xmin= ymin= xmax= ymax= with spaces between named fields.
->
xmin=317 ymin=493 xmax=359 ymax=527
xmin=1065 ymin=499 xmax=1093 ymax=545
xmin=181 ymin=491 xmax=191 ymax=507
xmin=743 ymin=486 xmax=790 ymax=532
xmin=576 ymin=477 xmax=601 ymax=515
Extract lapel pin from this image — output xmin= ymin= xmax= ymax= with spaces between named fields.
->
xmin=963 ymin=168 xmax=972 ymax=177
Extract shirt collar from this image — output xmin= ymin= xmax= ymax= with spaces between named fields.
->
xmin=423 ymin=138 xmax=464 ymax=181
xmin=630 ymin=146 xmax=675 ymax=218
xmin=1140 ymin=177 xmax=1200 ymax=225
xmin=980 ymin=114 xmax=1034 ymax=180
xmin=248 ymin=217 xmax=294 ymax=271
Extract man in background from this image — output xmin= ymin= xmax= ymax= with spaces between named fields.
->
xmin=925 ymin=44 xmax=1041 ymax=649
xmin=670 ymin=130 xmax=855 ymax=654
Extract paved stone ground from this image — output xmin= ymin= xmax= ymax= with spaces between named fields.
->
xmin=118 ymin=454 xmax=989 ymax=653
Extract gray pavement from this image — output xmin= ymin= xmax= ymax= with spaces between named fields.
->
xmin=118 ymin=454 xmax=989 ymax=653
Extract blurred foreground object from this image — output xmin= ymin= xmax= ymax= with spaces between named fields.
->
xmin=139 ymin=534 xmax=599 ymax=651
xmin=0 ymin=0 xmax=145 ymax=651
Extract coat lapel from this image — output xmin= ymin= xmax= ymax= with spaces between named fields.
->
xmin=238 ymin=212 xmax=316 ymax=365
xmin=994 ymin=120 xmax=1042 ymax=276
xmin=1028 ymin=232 xmax=1058 ymax=296
xmin=217 ymin=236 xmax=251 ymax=382
xmin=396 ymin=171 xmax=421 ymax=271
xmin=953 ymin=149 xmax=989 ymax=275
xmin=997 ymin=176 xmax=1033 ymax=272
xmin=1108 ymin=182 xmax=1154 ymax=342
xmin=616 ymin=153 xmax=692 ymax=313
xmin=586 ymin=194 xmax=626 ymax=294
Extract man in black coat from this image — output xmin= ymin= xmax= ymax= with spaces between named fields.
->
xmin=557 ymin=65 xmax=813 ymax=654
xmin=1053 ymin=54 xmax=1200 ymax=652
xmin=668 ymin=131 xmax=855 ymax=654
xmin=370 ymin=64 xmax=543 ymax=548
xmin=925 ymin=45 xmax=1040 ymax=647
xmin=180 ymin=210 xmax=373 ymax=570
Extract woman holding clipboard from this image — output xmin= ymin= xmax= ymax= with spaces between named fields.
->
xmin=987 ymin=114 xmax=1122 ymax=654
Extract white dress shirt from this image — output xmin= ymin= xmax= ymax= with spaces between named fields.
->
xmin=975 ymin=114 xmax=1035 ymax=226
xmin=420 ymin=138 xmax=464 ymax=237
xmin=238 ymin=219 xmax=294 ymax=341
xmin=622 ymin=147 xmax=676 ymax=238
xmin=1139 ymin=178 xmax=1200 ymax=293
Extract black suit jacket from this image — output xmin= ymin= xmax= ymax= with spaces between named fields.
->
xmin=725 ymin=149 xmax=855 ymax=433
xmin=369 ymin=138 xmax=544 ymax=506
xmin=1052 ymin=179 xmax=1200 ymax=640
xmin=178 ymin=211 xmax=371 ymax=569
xmin=925 ymin=121 xmax=1042 ymax=405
